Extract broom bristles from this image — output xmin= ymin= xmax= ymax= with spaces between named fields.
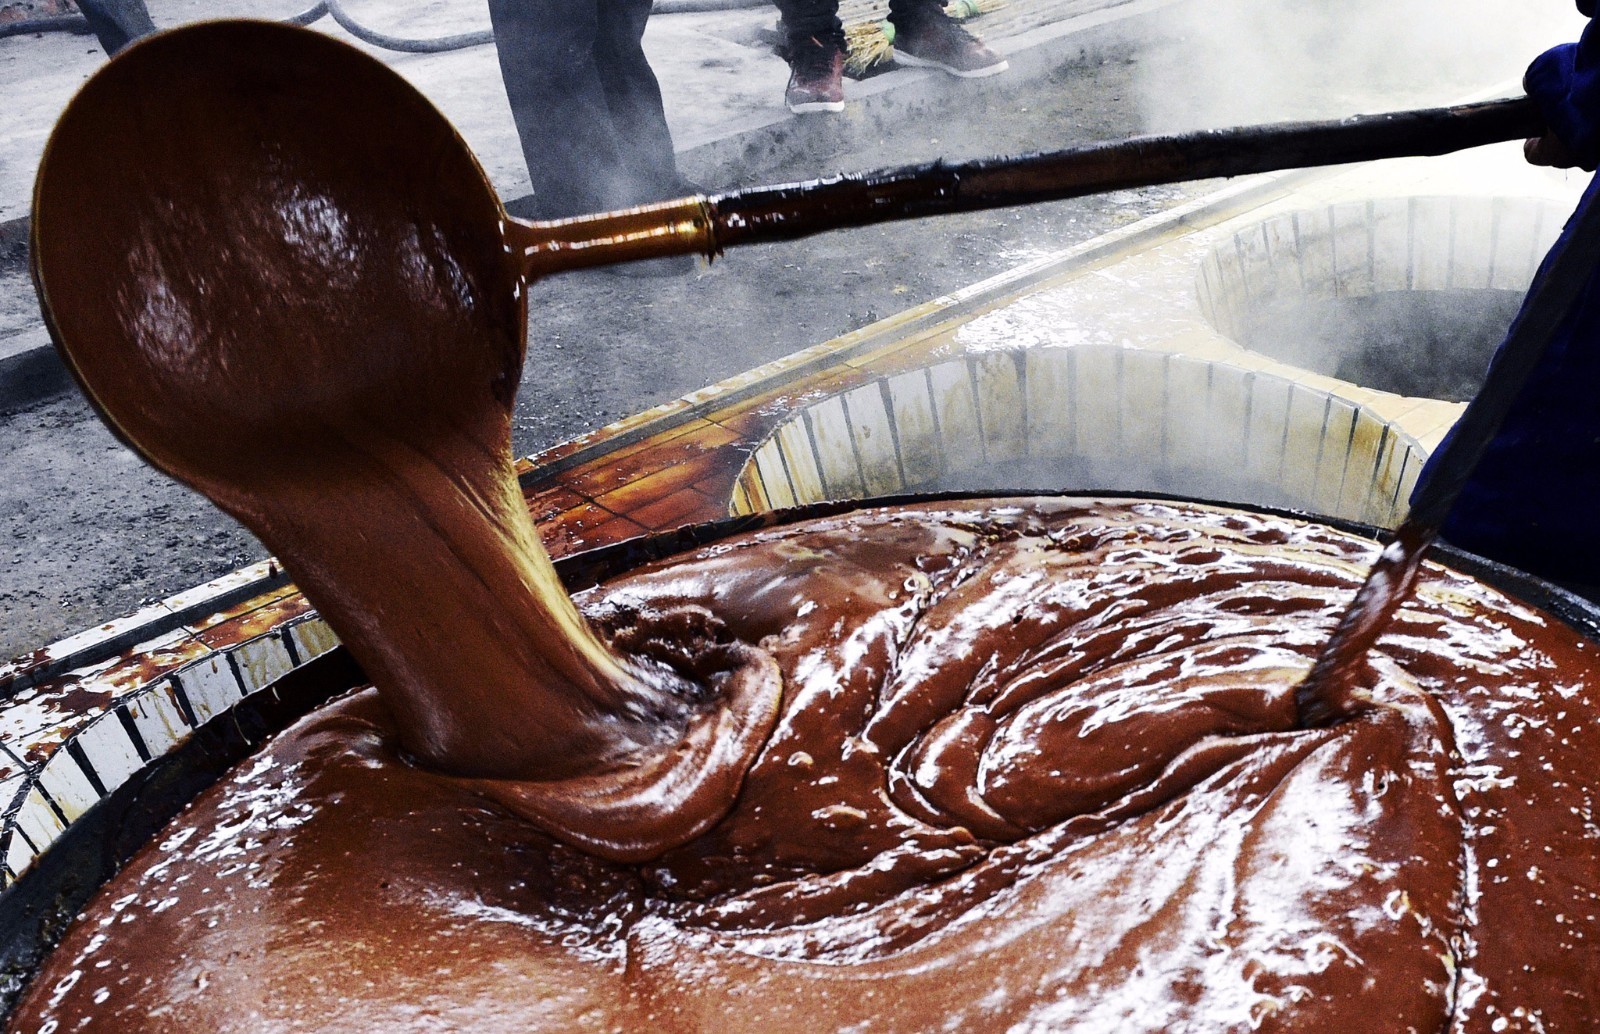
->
xmin=844 ymin=20 xmax=893 ymax=75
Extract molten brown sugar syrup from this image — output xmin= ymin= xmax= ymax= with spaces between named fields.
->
xmin=13 ymin=498 xmax=1600 ymax=1032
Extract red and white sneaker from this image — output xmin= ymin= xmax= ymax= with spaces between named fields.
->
xmin=783 ymin=36 xmax=847 ymax=114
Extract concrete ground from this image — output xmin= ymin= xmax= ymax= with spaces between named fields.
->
xmin=0 ymin=0 xmax=1584 ymax=660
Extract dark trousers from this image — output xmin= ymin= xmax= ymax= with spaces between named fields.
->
xmin=773 ymin=0 xmax=945 ymax=46
xmin=486 ymin=0 xmax=681 ymax=219
xmin=77 ymin=0 xmax=155 ymax=55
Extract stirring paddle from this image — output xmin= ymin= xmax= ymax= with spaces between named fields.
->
xmin=28 ymin=20 xmax=1548 ymax=855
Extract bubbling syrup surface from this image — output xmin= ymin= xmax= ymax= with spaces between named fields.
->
xmin=13 ymin=498 xmax=1600 ymax=1032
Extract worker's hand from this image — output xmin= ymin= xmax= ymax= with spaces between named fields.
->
xmin=1522 ymin=54 xmax=1600 ymax=171
xmin=1525 ymin=132 xmax=1595 ymax=170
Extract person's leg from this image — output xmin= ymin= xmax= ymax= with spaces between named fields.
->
xmin=773 ymin=0 xmax=844 ymax=48
xmin=486 ymin=0 xmax=629 ymax=218
xmin=77 ymin=0 xmax=155 ymax=55
xmin=592 ymin=0 xmax=682 ymax=205
xmin=886 ymin=0 xmax=941 ymax=27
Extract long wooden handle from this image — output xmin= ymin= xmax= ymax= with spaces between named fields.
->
xmin=514 ymin=97 xmax=1543 ymax=276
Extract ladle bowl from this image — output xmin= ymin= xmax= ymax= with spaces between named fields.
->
xmin=33 ymin=20 xmax=523 ymax=500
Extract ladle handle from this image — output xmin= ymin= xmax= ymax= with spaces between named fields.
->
xmin=513 ymin=96 xmax=1543 ymax=276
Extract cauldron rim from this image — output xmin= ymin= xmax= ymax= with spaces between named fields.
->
xmin=2 ymin=488 xmax=1593 ymax=1018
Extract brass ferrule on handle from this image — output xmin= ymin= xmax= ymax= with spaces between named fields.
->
xmin=514 ymin=197 xmax=718 ymax=280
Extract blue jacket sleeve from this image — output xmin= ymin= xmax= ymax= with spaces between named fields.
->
xmin=1526 ymin=13 xmax=1600 ymax=168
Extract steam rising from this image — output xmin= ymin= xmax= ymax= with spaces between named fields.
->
xmin=1131 ymin=0 xmax=1585 ymax=132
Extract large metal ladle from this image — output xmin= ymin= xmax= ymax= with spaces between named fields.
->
xmin=31 ymin=19 xmax=794 ymax=862
xmin=29 ymin=20 xmax=1543 ymax=859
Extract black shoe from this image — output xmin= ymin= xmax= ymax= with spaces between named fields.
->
xmin=782 ymin=35 xmax=846 ymax=114
xmin=892 ymin=10 xmax=1007 ymax=78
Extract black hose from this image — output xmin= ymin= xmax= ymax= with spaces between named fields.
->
xmin=284 ymin=2 xmax=327 ymax=27
xmin=287 ymin=0 xmax=766 ymax=54
xmin=3 ymin=3 xmax=491 ymax=51
xmin=293 ymin=0 xmax=491 ymax=52
xmin=0 ymin=14 xmax=90 ymax=39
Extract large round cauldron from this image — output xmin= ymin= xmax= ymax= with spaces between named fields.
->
xmin=2 ymin=491 xmax=1596 ymax=1021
